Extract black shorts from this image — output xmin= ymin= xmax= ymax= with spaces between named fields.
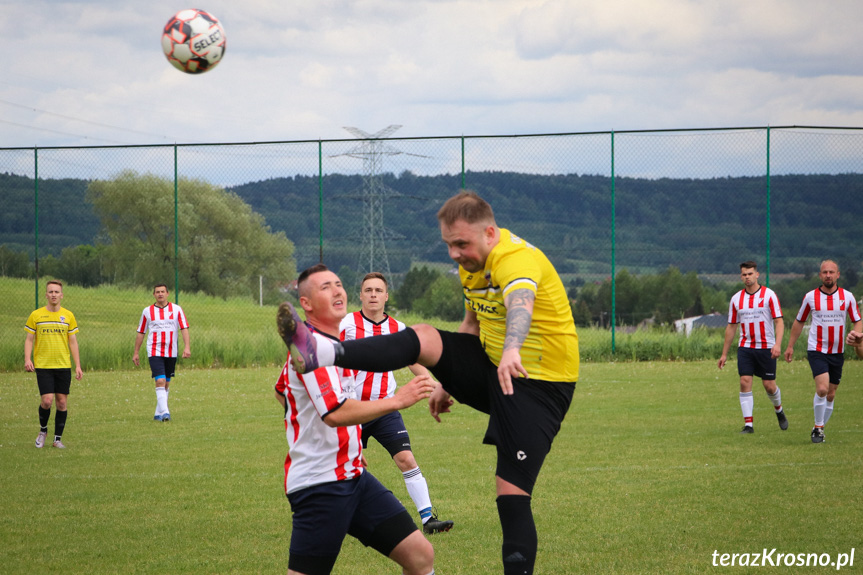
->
xmin=287 ymin=471 xmax=417 ymax=574
xmin=36 ymin=368 xmax=72 ymax=396
xmin=430 ymin=330 xmax=576 ymax=494
xmin=737 ymin=347 xmax=777 ymax=380
xmin=807 ymin=351 xmax=844 ymax=385
xmin=361 ymin=411 xmax=412 ymax=457
xmin=148 ymin=356 xmax=178 ymax=381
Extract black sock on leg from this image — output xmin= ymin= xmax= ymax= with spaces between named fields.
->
xmin=497 ymin=494 xmax=537 ymax=575
xmin=338 ymin=327 xmax=422 ymax=372
xmin=39 ymin=406 xmax=51 ymax=431
xmin=54 ymin=409 xmax=68 ymax=441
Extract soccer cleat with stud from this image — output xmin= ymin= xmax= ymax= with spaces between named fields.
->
xmin=422 ymin=511 xmax=454 ymax=534
xmin=811 ymin=427 xmax=825 ymax=444
xmin=52 ymin=439 xmax=66 ymax=449
xmin=740 ymin=425 xmax=754 ymax=434
xmin=776 ymin=410 xmax=788 ymax=430
xmin=161 ymin=413 xmax=171 ymax=422
xmin=35 ymin=431 xmax=47 ymax=448
xmin=277 ymin=302 xmax=319 ymax=374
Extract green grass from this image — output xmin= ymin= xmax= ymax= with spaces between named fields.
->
xmin=4 ymin=276 xmax=820 ymax=373
xmin=1 ymin=361 xmax=861 ymax=574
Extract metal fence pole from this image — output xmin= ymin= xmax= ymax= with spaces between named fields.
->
xmin=174 ymin=145 xmax=180 ymax=303
xmin=34 ymin=147 xmax=39 ymax=309
xmin=766 ymin=127 xmax=771 ymax=286
xmin=611 ymin=131 xmax=616 ymax=352
xmin=318 ymin=140 xmax=324 ymax=263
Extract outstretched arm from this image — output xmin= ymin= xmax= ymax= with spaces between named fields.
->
xmin=324 ymin=375 xmax=435 ymax=427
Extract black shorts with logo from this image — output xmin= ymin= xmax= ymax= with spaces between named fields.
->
xmin=430 ymin=330 xmax=576 ymax=494
xmin=36 ymin=368 xmax=72 ymax=395
xmin=362 ymin=411 xmax=412 ymax=457
xmin=807 ymin=350 xmax=845 ymax=385
xmin=737 ymin=347 xmax=777 ymax=380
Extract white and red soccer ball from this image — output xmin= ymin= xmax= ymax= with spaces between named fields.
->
xmin=161 ymin=9 xmax=226 ymax=74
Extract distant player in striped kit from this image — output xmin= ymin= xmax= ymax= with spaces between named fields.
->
xmin=785 ymin=260 xmax=861 ymax=443
xmin=339 ymin=272 xmax=453 ymax=534
xmin=718 ymin=261 xmax=788 ymax=433
xmin=275 ymin=264 xmax=435 ymax=575
xmin=133 ymin=284 xmax=190 ymax=422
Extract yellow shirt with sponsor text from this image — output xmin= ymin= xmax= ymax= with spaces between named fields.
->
xmin=460 ymin=228 xmax=579 ymax=382
xmin=24 ymin=306 xmax=79 ymax=369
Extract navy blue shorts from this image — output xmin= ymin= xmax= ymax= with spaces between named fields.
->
xmin=737 ymin=347 xmax=777 ymax=380
xmin=148 ymin=356 xmax=177 ymax=381
xmin=287 ymin=471 xmax=417 ymax=573
xmin=807 ymin=351 xmax=844 ymax=384
xmin=429 ymin=330 xmax=575 ymax=494
xmin=36 ymin=368 xmax=72 ymax=396
xmin=361 ymin=411 xmax=412 ymax=457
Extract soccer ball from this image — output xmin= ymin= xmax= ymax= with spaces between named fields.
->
xmin=161 ymin=9 xmax=226 ymax=74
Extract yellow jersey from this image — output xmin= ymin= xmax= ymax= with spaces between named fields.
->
xmin=24 ymin=306 xmax=79 ymax=369
xmin=460 ymin=228 xmax=579 ymax=382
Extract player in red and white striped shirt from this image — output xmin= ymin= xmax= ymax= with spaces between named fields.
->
xmin=784 ymin=260 xmax=862 ymax=444
xmin=339 ymin=273 xmax=453 ymax=534
xmin=132 ymin=284 xmax=190 ymax=421
xmin=274 ymin=265 xmax=435 ymax=575
xmin=718 ymin=261 xmax=787 ymax=433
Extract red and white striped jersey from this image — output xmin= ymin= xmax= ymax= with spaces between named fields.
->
xmin=727 ymin=286 xmax=782 ymax=349
xmin=795 ymin=288 xmax=861 ymax=354
xmin=136 ymin=303 xmax=189 ymax=358
xmin=339 ymin=311 xmax=405 ymax=401
xmin=275 ymin=330 xmax=364 ymax=495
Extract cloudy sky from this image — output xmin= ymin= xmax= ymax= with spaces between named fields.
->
xmin=2 ymin=0 xmax=863 ymax=149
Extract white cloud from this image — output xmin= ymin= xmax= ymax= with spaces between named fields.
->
xmin=0 ymin=0 xmax=862 ymax=150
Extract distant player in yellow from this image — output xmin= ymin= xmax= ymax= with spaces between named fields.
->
xmin=278 ymin=190 xmax=578 ymax=575
xmin=24 ymin=280 xmax=83 ymax=449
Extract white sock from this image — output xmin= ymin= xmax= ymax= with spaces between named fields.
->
xmin=824 ymin=400 xmax=834 ymax=425
xmin=403 ymin=466 xmax=432 ymax=522
xmin=156 ymin=387 xmax=169 ymax=415
xmin=813 ymin=394 xmax=827 ymax=427
xmin=739 ymin=391 xmax=754 ymax=426
xmin=767 ymin=387 xmax=782 ymax=412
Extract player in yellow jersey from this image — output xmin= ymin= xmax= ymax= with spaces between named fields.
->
xmin=24 ymin=280 xmax=83 ymax=449
xmin=278 ymin=191 xmax=578 ymax=575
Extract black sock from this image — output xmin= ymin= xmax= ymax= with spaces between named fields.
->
xmin=54 ymin=409 xmax=68 ymax=440
xmin=39 ymin=406 xmax=51 ymax=431
xmin=497 ymin=495 xmax=537 ymax=575
xmin=338 ymin=327 xmax=422 ymax=372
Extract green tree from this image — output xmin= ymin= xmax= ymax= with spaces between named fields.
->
xmin=40 ymin=244 xmax=107 ymax=287
xmin=394 ymin=266 xmax=441 ymax=312
xmin=413 ymin=273 xmax=464 ymax=321
xmin=0 ymin=244 xmax=31 ymax=278
xmin=87 ymin=171 xmax=296 ymax=300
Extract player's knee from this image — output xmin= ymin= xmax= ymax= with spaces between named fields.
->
xmin=391 ymin=531 xmax=434 ymax=575
xmin=393 ymin=450 xmax=417 ymax=470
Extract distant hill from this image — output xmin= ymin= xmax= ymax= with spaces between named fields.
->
xmin=3 ymin=170 xmax=862 ymax=276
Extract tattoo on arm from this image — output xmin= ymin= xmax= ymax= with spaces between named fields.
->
xmin=504 ymin=288 xmax=535 ymax=351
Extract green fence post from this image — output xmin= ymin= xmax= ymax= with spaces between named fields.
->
xmin=34 ymin=147 xmax=39 ymax=309
xmin=611 ymin=131 xmax=616 ymax=353
xmin=461 ymin=136 xmax=466 ymax=189
xmin=174 ymin=145 xmax=180 ymax=303
xmin=319 ymin=140 xmax=324 ymax=263
xmin=766 ymin=127 xmax=771 ymax=287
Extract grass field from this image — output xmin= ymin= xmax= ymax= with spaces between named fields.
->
xmin=1 ymin=276 xmax=804 ymax=372
xmin=1 ymin=361 xmax=861 ymax=574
